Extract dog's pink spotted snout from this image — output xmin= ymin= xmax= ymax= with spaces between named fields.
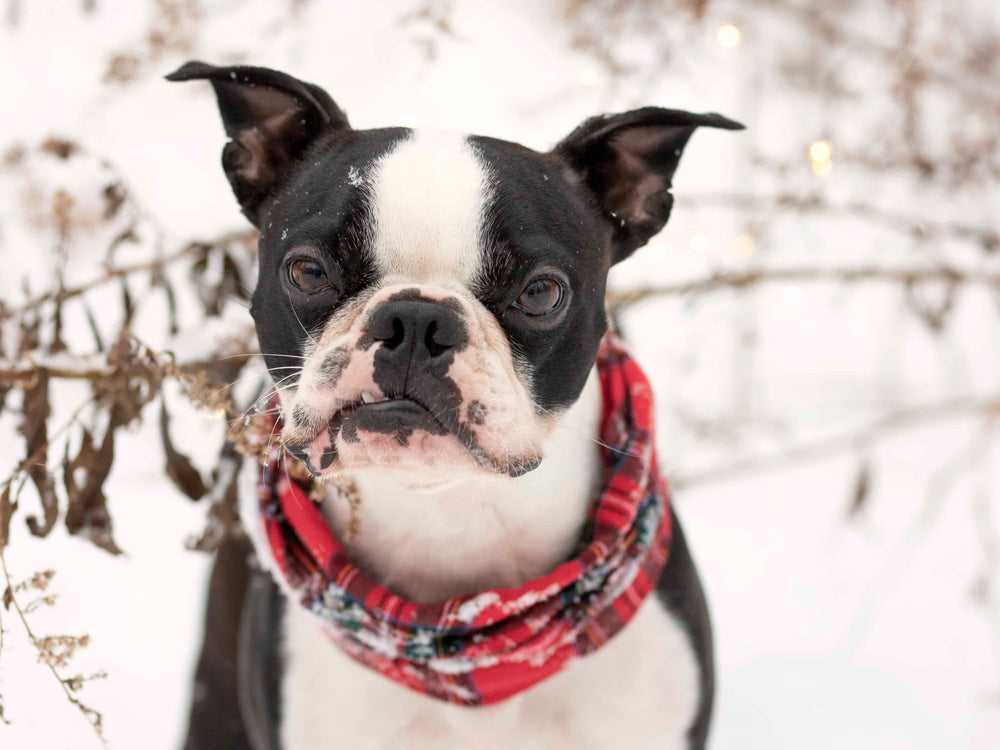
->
xmin=280 ymin=283 xmax=543 ymax=478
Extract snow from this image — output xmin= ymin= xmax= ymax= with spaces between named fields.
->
xmin=455 ymin=591 xmax=501 ymax=624
xmin=1 ymin=1 xmax=998 ymax=748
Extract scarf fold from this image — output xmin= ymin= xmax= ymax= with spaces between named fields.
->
xmin=257 ymin=332 xmax=672 ymax=706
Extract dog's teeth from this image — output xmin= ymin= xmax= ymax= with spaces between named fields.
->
xmin=361 ymin=391 xmax=376 ymax=404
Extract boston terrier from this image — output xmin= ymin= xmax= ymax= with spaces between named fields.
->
xmin=169 ymin=61 xmax=742 ymax=750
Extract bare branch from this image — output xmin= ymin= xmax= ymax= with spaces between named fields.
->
xmin=676 ymin=193 xmax=999 ymax=251
xmin=741 ymin=0 xmax=1000 ymax=113
xmin=0 ymin=548 xmax=105 ymax=742
xmin=608 ymin=265 xmax=1000 ymax=308
xmin=0 ymin=229 xmax=257 ymax=324
xmin=672 ymin=396 xmax=1000 ymax=490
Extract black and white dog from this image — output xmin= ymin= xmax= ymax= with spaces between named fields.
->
xmin=170 ymin=61 xmax=742 ymax=750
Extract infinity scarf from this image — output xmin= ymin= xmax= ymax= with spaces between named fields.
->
xmin=257 ymin=332 xmax=672 ymax=706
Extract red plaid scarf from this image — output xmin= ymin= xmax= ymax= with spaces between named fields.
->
xmin=257 ymin=332 xmax=672 ymax=706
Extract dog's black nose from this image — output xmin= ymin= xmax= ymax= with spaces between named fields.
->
xmin=367 ymin=297 xmax=467 ymax=365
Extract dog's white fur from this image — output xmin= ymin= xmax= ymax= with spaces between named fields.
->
xmin=240 ymin=130 xmax=701 ymax=748
xmin=323 ymin=369 xmax=603 ymax=600
xmin=371 ymin=129 xmax=487 ymax=286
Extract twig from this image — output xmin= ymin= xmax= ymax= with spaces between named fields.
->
xmin=671 ymin=395 xmax=1000 ymax=490
xmin=676 ymin=193 xmax=1000 ymax=250
xmin=836 ymin=417 xmax=997 ymax=655
xmin=0 ymin=334 xmax=256 ymax=498
xmin=0 ymin=545 xmax=105 ymax=743
xmin=0 ymin=229 xmax=257 ymax=323
xmin=0 ymin=398 xmax=92 ymax=493
xmin=740 ymin=0 xmax=1000 ymax=113
xmin=0 ymin=603 xmax=7 ymax=725
xmin=607 ymin=265 xmax=1000 ymax=308
xmin=0 ymin=353 xmax=250 ymax=388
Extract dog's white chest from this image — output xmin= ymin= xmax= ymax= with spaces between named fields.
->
xmin=279 ymin=598 xmax=700 ymax=750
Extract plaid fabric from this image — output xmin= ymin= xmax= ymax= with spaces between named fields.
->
xmin=257 ymin=331 xmax=672 ymax=706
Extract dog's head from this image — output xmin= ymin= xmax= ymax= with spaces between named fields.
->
xmin=169 ymin=62 xmax=742 ymax=482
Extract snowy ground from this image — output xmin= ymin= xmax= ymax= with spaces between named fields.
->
xmin=2 ymin=1 xmax=999 ymax=748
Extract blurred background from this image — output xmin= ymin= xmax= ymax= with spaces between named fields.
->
xmin=1 ymin=0 xmax=998 ymax=747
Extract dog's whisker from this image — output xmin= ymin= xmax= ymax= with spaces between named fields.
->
xmin=206 ymin=366 xmax=300 ymax=410
xmin=547 ymin=422 xmax=642 ymax=459
xmin=216 ymin=352 xmax=308 ymax=361
xmin=284 ymin=287 xmax=320 ymax=347
xmin=225 ymin=374 xmax=301 ymax=440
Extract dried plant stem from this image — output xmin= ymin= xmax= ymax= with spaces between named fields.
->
xmin=740 ymin=0 xmax=1000 ymax=113
xmin=0 ymin=545 xmax=105 ymax=742
xmin=0 ymin=228 xmax=256 ymax=322
xmin=0 ymin=398 xmax=92 ymax=494
xmin=677 ymin=192 xmax=999 ymax=249
xmin=607 ymin=266 xmax=1000 ymax=308
xmin=0 ymin=353 xmax=247 ymax=389
xmin=0 ymin=604 xmax=8 ymax=725
xmin=672 ymin=395 xmax=1000 ymax=490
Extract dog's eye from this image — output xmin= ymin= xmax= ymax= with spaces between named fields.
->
xmin=287 ymin=258 xmax=330 ymax=294
xmin=514 ymin=278 xmax=563 ymax=316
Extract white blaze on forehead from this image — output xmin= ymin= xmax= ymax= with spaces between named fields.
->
xmin=370 ymin=129 xmax=488 ymax=285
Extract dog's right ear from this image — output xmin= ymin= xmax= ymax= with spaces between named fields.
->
xmin=166 ymin=61 xmax=350 ymax=226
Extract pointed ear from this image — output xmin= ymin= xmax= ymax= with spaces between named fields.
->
xmin=552 ymin=107 xmax=744 ymax=263
xmin=166 ymin=61 xmax=350 ymax=225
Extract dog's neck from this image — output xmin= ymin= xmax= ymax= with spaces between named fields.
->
xmin=318 ymin=369 xmax=603 ymax=603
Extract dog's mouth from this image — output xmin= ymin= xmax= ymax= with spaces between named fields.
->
xmin=284 ymin=390 xmax=540 ymax=479
xmin=331 ymin=394 xmax=449 ymax=446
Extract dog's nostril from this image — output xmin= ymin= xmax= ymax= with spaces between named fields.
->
xmin=424 ymin=320 xmax=448 ymax=359
xmin=386 ymin=316 xmax=406 ymax=350
xmin=367 ymin=297 xmax=467 ymax=361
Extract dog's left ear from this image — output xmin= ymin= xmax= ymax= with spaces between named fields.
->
xmin=553 ymin=107 xmax=744 ymax=263
xmin=166 ymin=61 xmax=350 ymax=225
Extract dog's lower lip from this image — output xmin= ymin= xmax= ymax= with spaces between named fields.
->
xmin=357 ymin=398 xmax=428 ymax=415
xmin=332 ymin=396 xmax=446 ymax=432
xmin=337 ymin=397 xmax=432 ymax=417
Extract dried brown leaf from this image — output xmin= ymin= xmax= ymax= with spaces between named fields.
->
xmin=847 ymin=460 xmax=872 ymax=519
xmin=39 ymin=137 xmax=80 ymax=160
xmin=63 ymin=428 xmax=122 ymax=556
xmin=49 ymin=293 xmax=68 ymax=354
xmin=121 ymin=278 xmax=134 ymax=327
xmin=16 ymin=312 xmax=41 ymax=358
xmin=187 ymin=444 xmax=243 ymax=552
xmin=104 ymin=52 xmax=142 ymax=83
xmin=157 ymin=273 xmax=180 ymax=336
xmin=102 ymin=182 xmax=126 ymax=221
xmin=0 ymin=484 xmax=15 ymax=549
xmin=2 ymin=143 xmax=27 ymax=167
xmin=159 ymin=400 xmax=207 ymax=501
xmin=22 ymin=369 xmax=58 ymax=539
xmin=95 ymin=330 xmax=163 ymax=426
xmin=83 ymin=303 xmax=105 ymax=353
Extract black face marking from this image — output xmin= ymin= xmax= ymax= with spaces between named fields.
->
xmin=470 ymin=136 xmax=611 ymax=412
xmin=249 ymin=128 xmax=410 ymax=384
xmin=284 ymin=441 xmax=316 ymax=474
xmin=319 ymin=428 xmax=338 ymax=470
xmin=315 ymin=346 xmax=350 ymax=387
xmin=467 ymin=400 xmax=488 ymax=426
xmin=336 ymin=400 xmax=447 ymax=447
xmin=290 ymin=404 xmax=311 ymax=430
xmin=367 ymin=289 xmax=467 ymax=443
